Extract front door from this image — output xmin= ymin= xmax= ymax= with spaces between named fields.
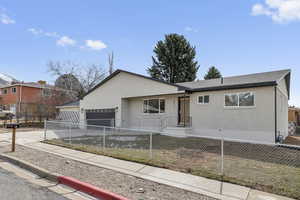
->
xmin=178 ymin=96 xmax=190 ymax=126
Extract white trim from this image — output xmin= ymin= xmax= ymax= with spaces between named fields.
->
xmin=276 ymin=85 xmax=288 ymax=98
xmin=224 ymin=92 xmax=256 ymax=108
xmin=197 ymin=95 xmax=210 ymax=105
xmin=143 ymin=98 xmax=166 ymax=114
xmin=277 ymin=70 xmax=290 ymax=83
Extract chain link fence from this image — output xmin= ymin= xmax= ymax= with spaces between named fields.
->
xmin=44 ymin=120 xmax=300 ymax=199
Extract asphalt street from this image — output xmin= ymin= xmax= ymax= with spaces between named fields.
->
xmin=0 ymin=166 xmax=68 ymax=200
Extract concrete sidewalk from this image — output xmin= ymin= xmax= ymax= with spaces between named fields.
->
xmin=19 ymin=142 xmax=293 ymax=200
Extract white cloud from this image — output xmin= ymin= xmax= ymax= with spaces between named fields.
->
xmin=251 ymin=0 xmax=300 ymax=23
xmin=28 ymin=28 xmax=59 ymax=38
xmin=44 ymin=32 xmax=59 ymax=37
xmin=28 ymin=28 xmax=107 ymax=51
xmin=0 ymin=13 xmax=15 ymax=24
xmin=56 ymin=36 xmax=76 ymax=47
xmin=184 ymin=26 xmax=198 ymax=33
xmin=85 ymin=40 xmax=107 ymax=50
xmin=28 ymin=28 xmax=43 ymax=35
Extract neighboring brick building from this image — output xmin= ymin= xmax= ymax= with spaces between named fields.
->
xmin=0 ymin=81 xmax=72 ymax=120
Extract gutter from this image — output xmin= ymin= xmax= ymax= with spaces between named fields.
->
xmin=186 ymin=81 xmax=277 ymax=93
xmin=56 ymin=106 xmax=80 ymax=109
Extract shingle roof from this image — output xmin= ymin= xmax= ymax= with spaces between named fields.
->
xmin=178 ymin=69 xmax=290 ymax=91
xmin=83 ymin=68 xmax=291 ymax=99
xmin=0 ymin=82 xmax=56 ymax=89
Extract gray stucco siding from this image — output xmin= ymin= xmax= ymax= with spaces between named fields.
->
xmin=125 ymin=95 xmax=180 ymax=130
xmin=189 ymin=86 xmax=276 ymax=143
xmin=276 ymin=79 xmax=289 ymax=139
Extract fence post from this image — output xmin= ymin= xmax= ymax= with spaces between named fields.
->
xmin=220 ymin=129 xmax=224 ymax=195
xmin=68 ymin=123 xmax=72 ymax=144
xmin=11 ymin=126 xmax=16 ymax=152
xmin=221 ymin=137 xmax=224 ymax=176
xmin=85 ymin=123 xmax=88 ymax=136
xmin=44 ymin=120 xmax=47 ymax=140
xmin=149 ymin=132 xmax=153 ymax=159
xmin=103 ymin=127 xmax=106 ymax=150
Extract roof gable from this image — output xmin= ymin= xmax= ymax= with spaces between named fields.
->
xmin=82 ymin=69 xmax=187 ymax=98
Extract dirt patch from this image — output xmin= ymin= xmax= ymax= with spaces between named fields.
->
xmin=284 ymin=135 xmax=300 ymax=146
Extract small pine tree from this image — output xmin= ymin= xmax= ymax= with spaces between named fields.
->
xmin=204 ymin=66 xmax=222 ymax=80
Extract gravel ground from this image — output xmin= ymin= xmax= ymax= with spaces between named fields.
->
xmin=0 ymin=145 xmax=216 ymax=200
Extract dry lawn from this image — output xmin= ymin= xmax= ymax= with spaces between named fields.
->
xmin=44 ymin=137 xmax=300 ymax=199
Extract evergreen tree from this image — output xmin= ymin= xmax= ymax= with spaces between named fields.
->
xmin=204 ymin=66 xmax=222 ymax=80
xmin=147 ymin=34 xmax=199 ymax=83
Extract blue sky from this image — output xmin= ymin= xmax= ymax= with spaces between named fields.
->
xmin=0 ymin=0 xmax=299 ymax=106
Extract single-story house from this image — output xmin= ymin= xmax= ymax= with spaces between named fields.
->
xmin=56 ymin=100 xmax=80 ymax=123
xmin=80 ymin=69 xmax=291 ymax=143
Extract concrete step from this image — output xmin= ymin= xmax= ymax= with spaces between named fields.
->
xmin=162 ymin=127 xmax=192 ymax=137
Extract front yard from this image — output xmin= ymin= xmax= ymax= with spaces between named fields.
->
xmin=44 ymin=134 xmax=300 ymax=199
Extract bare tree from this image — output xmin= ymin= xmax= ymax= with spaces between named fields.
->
xmin=108 ymin=52 xmax=114 ymax=75
xmin=48 ymin=61 xmax=107 ymax=98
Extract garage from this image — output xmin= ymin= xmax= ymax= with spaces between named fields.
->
xmin=85 ymin=108 xmax=115 ymax=127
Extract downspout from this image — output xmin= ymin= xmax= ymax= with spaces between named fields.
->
xmin=274 ymin=86 xmax=277 ymax=143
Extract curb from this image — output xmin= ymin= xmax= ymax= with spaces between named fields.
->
xmin=0 ymin=153 xmax=59 ymax=182
xmin=58 ymin=176 xmax=129 ymax=200
xmin=0 ymin=154 xmax=129 ymax=200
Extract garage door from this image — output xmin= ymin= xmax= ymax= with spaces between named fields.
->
xmin=86 ymin=108 xmax=115 ymax=127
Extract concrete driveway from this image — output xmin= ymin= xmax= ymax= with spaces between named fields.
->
xmin=0 ymin=130 xmax=44 ymax=145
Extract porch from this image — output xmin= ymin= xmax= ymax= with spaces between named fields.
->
xmin=122 ymin=94 xmax=192 ymax=136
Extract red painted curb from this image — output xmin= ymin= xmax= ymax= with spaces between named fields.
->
xmin=58 ymin=176 xmax=129 ymax=200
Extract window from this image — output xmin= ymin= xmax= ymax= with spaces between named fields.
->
xmin=42 ymin=88 xmax=51 ymax=97
xmin=3 ymin=89 xmax=8 ymax=94
xmin=225 ymin=92 xmax=254 ymax=107
xmin=11 ymin=87 xmax=17 ymax=93
xmin=198 ymin=95 xmax=209 ymax=104
xmin=225 ymin=94 xmax=238 ymax=107
xmin=143 ymin=99 xmax=165 ymax=113
xmin=239 ymin=92 xmax=254 ymax=107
